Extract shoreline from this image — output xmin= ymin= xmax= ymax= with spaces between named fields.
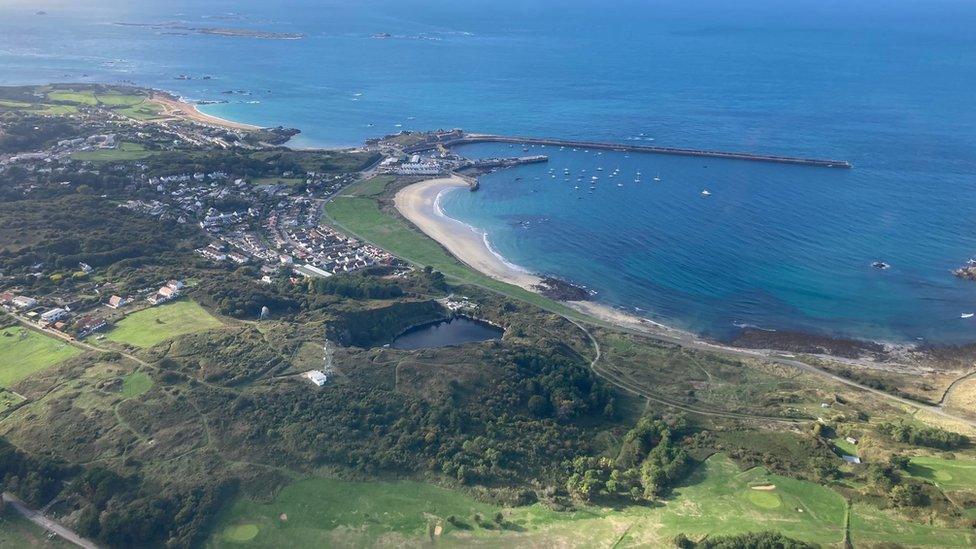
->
xmin=391 ymin=175 xmax=953 ymax=364
xmin=394 ymin=175 xmax=545 ymax=291
xmin=393 ymin=174 xmax=704 ymax=343
xmin=148 ymin=90 xmax=263 ymax=131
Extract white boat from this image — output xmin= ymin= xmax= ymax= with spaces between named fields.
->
xmin=653 ymin=174 xmax=661 ymax=181
xmin=617 ymin=183 xmax=624 ymax=187
xmin=701 ymin=189 xmax=711 ymax=196
xmin=962 ymin=313 xmax=974 ymax=319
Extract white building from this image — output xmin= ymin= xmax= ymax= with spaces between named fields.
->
xmin=303 ymin=370 xmax=328 ymax=387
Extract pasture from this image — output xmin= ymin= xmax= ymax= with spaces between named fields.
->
xmin=107 ymin=301 xmax=222 ymax=348
xmin=0 ymin=327 xmax=80 ymax=387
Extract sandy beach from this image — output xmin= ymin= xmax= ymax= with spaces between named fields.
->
xmin=148 ymin=92 xmax=262 ymax=131
xmin=394 ymin=175 xmax=544 ymax=292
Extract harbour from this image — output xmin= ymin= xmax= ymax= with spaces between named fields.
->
xmin=406 ymin=132 xmax=852 ymax=169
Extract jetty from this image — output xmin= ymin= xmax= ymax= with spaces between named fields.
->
xmin=406 ymin=132 xmax=852 ymax=169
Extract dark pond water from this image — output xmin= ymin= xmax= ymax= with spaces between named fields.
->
xmin=390 ymin=317 xmax=503 ymax=350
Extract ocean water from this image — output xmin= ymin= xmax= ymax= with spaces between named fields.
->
xmin=2 ymin=0 xmax=975 ymax=343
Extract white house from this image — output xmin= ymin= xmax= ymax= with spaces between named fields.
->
xmin=303 ymin=370 xmax=328 ymax=387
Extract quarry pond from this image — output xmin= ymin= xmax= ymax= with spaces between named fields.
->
xmin=390 ymin=317 xmax=503 ymax=350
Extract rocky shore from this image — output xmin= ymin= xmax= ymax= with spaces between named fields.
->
xmin=534 ymin=276 xmax=592 ymax=301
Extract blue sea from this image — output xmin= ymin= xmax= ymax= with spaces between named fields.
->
xmin=2 ymin=0 xmax=975 ymax=343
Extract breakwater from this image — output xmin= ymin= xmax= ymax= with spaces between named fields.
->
xmin=408 ymin=133 xmax=852 ymax=169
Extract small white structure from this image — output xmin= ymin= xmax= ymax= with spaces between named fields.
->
xmin=842 ymin=455 xmax=861 ymax=464
xmin=845 ymin=436 xmax=859 ymax=445
xmin=303 ymin=370 xmax=327 ymax=387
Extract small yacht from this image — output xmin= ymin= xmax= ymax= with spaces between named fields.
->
xmin=653 ymin=174 xmax=661 ymax=182
xmin=701 ymin=189 xmax=711 ymax=197
xmin=617 ymin=183 xmax=624 ymax=187
xmin=962 ymin=313 xmax=974 ymax=319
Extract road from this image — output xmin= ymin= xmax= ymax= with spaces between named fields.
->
xmin=2 ymin=492 xmax=100 ymax=549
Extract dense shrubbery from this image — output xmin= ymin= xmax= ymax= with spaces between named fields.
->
xmin=213 ymin=344 xmax=613 ymax=488
xmin=674 ymin=530 xmax=819 ymax=549
xmin=68 ymin=467 xmax=234 ymax=548
xmin=878 ymin=421 xmax=969 ymax=450
xmin=0 ymin=438 xmax=72 ymax=506
xmin=564 ymin=416 xmax=693 ymax=502
xmin=311 ymin=274 xmax=403 ymax=300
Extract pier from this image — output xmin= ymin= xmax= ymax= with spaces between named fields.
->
xmin=406 ymin=133 xmax=852 ymax=169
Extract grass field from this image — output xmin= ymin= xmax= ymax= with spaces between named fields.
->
xmin=344 ymin=175 xmax=394 ymax=197
xmin=907 ymin=456 xmax=976 ymax=491
xmin=0 ymin=99 xmax=78 ymax=116
xmin=323 ymin=187 xmax=585 ymax=321
xmin=94 ymin=93 xmax=145 ymax=107
xmin=0 ymin=507 xmax=74 ymax=548
xmin=116 ymin=102 xmax=164 ymax=120
xmin=0 ymin=327 xmax=80 ymax=387
xmin=850 ymin=502 xmax=974 ymax=547
xmin=121 ymin=371 xmax=153 ymax=398
xmin=71 ymin=142 xmax=154 ymax=162
xmin=208 ymin=454 xmax=860 ymax=547
xmin=47 ymin=90 xmax=98 ymax=105
xmin=107 ymin=300 xmax=222 ymax=348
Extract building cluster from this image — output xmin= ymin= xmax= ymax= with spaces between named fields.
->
xmin=1 ymin=292 xmax=109 ymax=339
xmin=195 ymin=195 xmax=397 ymax=280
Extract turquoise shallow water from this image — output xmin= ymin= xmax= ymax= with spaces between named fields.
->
xmin=1 ymin=0 xmax=975 ymax=343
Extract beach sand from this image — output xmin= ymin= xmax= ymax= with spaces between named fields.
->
xmin=149 ymin=92 xmax=261 ymax=131
xmin=394 ymin=175 xmax=544 ymax=292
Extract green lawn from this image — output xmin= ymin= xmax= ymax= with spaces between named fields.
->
xmin=0 ymin=99 xmax=78 ymax=116
xmin=71 ymin=142 xmax=154 ymax=162
xmin=94 ymin=93 xmax=145 ymax=107
xmin=121 ymin=371 xmax=153 ymax=397
xmin=208 ymin=454 xmax=859 ymax=547
xmin=116 ymin=102 xmax=164 ymax=121
xmin=907 ymin=456 xmax=976 ymax=491
xmin=47 ymin=90 xmax=98 ymax=105
xmin=0 ymin=327 xmax=80 ymax=387
xmin=323 ymin=189 xmax=586 ymax=321
xmin=107 ymin=300 xmax=222 ymax=348
xmin=344 ymin=174 xmax=395 ymax=197
xmin=850 ymin=502 xmax=974 ymax=547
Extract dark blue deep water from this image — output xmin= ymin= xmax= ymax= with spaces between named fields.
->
xmin=391 ymin=317 xmax=502 ymax=350
xmin=2 ymin=0 xmax=975 ymax=342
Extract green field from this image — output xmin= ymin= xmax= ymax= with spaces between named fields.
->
xmin=94 ymin=93 xmax=145 ymax=107
xmin=907 ymin=456 xmax=976 ymax=491
xmin=0 ymin=327 xmax=80 ymax=387
xmin=47 ymin=90 xmax=99 ymax=105
xmin=121 ymin=371 xmax=153 ymax=397
xmin=0 ymin=99 xmax=78 ymax=116
xmin=0 ymin=507 xmax=74 ymax=548
xmin=116 ymin=102 xmax=164 ymax=121
xmin=850 ymin=502 xmax=975 ymax=547
xmin=71 ymin=142 xmax=154 ymax=162
xmin=323 ymin=188 xmax=585 ymax=320
xmin=107 ymin=300 xmax=222 ymax=348
xmin=209 ymin=454 xmax=859 ymax=547
xmin=343 ymin=174 xmax=394 ymax=197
